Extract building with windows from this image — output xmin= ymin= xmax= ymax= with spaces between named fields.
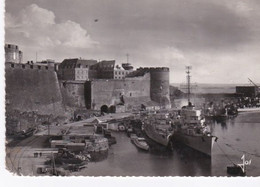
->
xmin=90 ymin=60 xmax=115 ymax=79
xmin=113 ymin=65 xmax=134 ymax=79
xmin=57 ymin=58 xmax=98 ymax=81
xmin=58 ymin=58 xmax=134 ymax=81
xmin=236 ymin=86 xmax=259 ymax=97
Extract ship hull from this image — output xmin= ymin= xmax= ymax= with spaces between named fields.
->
xmin=173 ymin=132 xmax=214 ymax=156
xmin=144 ymin=125 xmax=173 ymax=147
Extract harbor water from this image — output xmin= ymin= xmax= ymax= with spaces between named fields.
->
xmin=76 ymin=112 xmax=260 ymax=176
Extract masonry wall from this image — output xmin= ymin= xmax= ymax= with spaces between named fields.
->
xmin=60 ymin=81 xmax=86 ymax=109
xmin=150 ymin=68 xmax=171 ymax=108
xmin=87 ymin=73 xmax=151 ymax=110
xmin=5 ymin=63 xmax=64 ymax=115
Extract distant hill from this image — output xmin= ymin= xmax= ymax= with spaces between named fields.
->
xmin=170 ymin=83 xmax=256 ymax=94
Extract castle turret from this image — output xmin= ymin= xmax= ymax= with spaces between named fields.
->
xmin=136 ymin=67 xmax=171 ymax=109
xmin=5 ymin=44 xmax=23 ymax=64
xmin=149 ymin=67 xmax=171 ymax=109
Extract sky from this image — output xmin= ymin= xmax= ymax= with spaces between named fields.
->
xmin=4 ymin=0 xmax=260 ymax=84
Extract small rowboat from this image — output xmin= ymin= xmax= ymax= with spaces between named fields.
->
xmin=133 ymin=138 xmax=149 ymax=151
xmin=130 ymin=134 xmax=149 ymax=151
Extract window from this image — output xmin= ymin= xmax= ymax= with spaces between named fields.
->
xmin=22 ymin=64 xmax=25 ymax=69
xmin=45 ymin=66 xmax=48 ymax=70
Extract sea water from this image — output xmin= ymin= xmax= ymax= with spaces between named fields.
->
xmin=77 ymin=112 xmax=260 ymax=176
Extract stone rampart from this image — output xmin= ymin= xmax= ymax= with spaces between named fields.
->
xmin=86 ymin=73 xmax=151 ymax=110
xmin=5 ymin=62 xmax=64 ymax=115
xmin=59 ymin=80 xmax=86 ymax=109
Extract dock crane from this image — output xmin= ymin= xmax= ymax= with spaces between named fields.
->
xmin=248 ymin=78 xmax=259 ymax=96
xmin=248 ymin=78 xmax=259 ymax=88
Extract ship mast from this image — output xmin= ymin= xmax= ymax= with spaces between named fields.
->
xmin=126 ymin=53 xmax=129 ymax=64
xmin=186 ymin=66 xmax=192 ymax=104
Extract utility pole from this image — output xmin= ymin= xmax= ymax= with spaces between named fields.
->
xmin=186 ymin=66 xmax=192 ymax=104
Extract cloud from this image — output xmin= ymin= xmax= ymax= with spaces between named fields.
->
xmin=98 ymin=0 xmax=252 ymax=53
xmin=5 ymin=1 xmax=260 ymax=84
xmin=5 ymin=4 xmax=98 ymax=61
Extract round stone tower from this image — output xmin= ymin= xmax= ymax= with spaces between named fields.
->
xmin=5 ymin=44 xmax=23 ymax=64
xmin=149 ymin=67 xmax=171 ymax=109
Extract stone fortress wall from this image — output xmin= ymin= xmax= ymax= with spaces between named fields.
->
xmin=5 ymin=62 xmax=64 ymax=115
xmin=85 ymin=72 xmax=151 ymax=111
xmin=59 ymin=80 xmax=86 ymax=109
xmin=5 ymin=62 xmax=171 ymax=114
xmin=5 ymin=43 xmax=171 ymax=134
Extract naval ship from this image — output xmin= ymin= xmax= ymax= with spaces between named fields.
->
xmin=173 ymin=103 xmax=217 ymax=156
xmin=142 ymin=112 xmax=174 ymax=147
xmin=172 ymin=66 xmax=217 ymax=156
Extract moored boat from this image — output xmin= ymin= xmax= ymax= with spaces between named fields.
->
xmin=227 ymin=154 xmax=251 ymax=176
xmin=227 ymin=164 xmax=245 ymax=176
xmin=142 ymin=112 xmax=174 ymax=147
xmin=131 ymin=137 xmax=149 ymax=151
xmin=172 ymin=103 xmax=217 ymax=157
xmin=172 ymin=67 xmax=217 ymax=156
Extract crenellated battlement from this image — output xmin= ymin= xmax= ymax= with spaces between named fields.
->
xmin=137 ymin=67 xmax=169 ymax=72
xmin=6 ymin=62 xmax=55 ymax=71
